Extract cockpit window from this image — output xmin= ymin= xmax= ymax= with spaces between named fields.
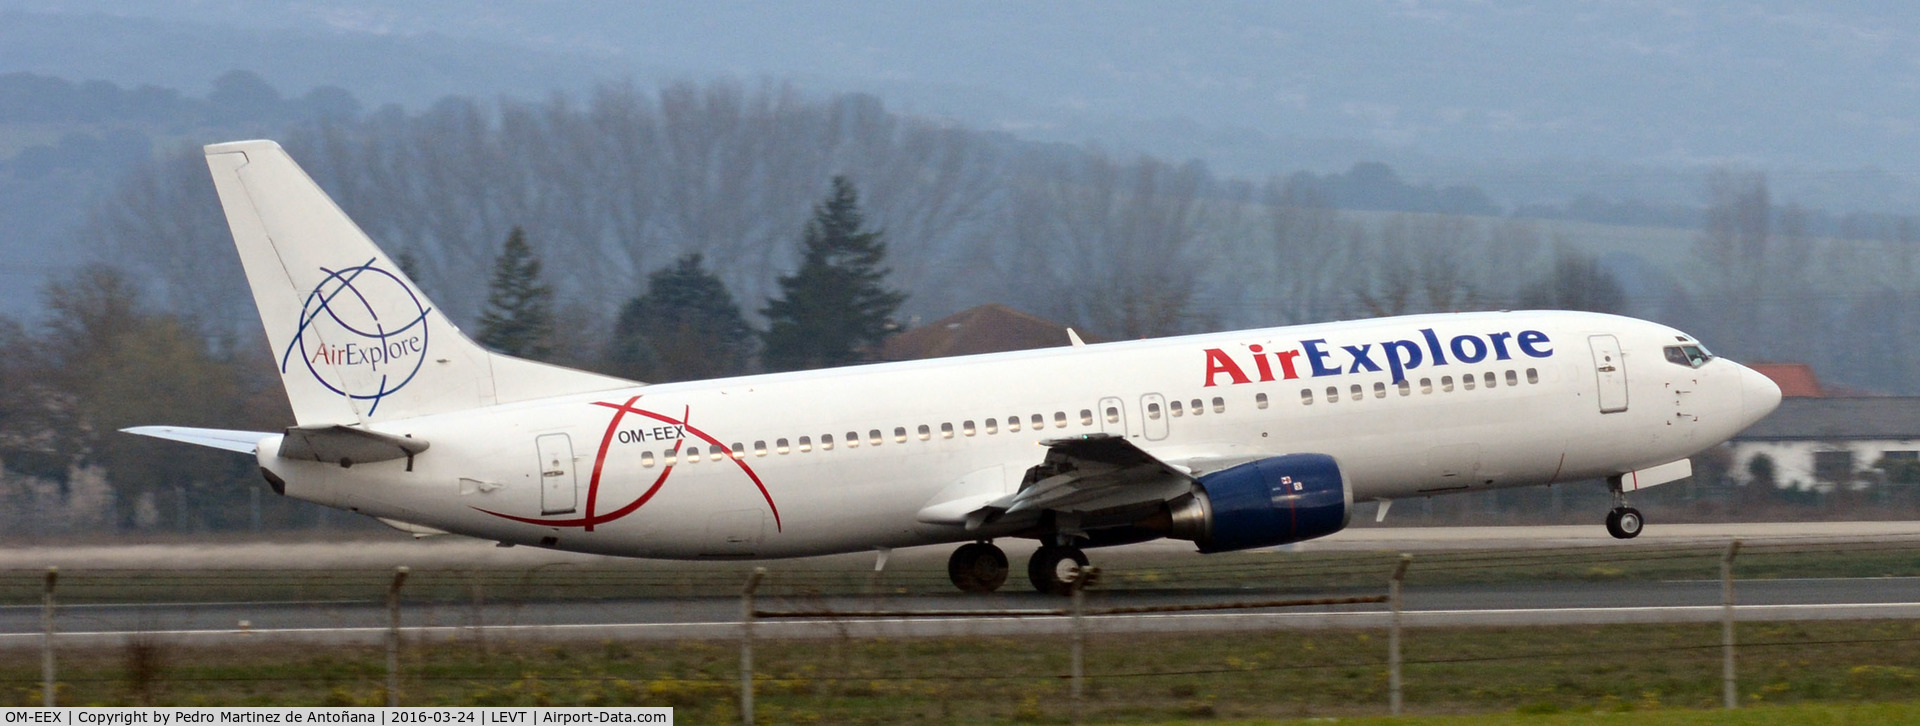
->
xmin=1663 ymin=344 xmax=1714 ymax=368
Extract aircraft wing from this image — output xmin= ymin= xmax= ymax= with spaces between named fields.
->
xmin=964 ymin=434 xmax=1197 ymax=532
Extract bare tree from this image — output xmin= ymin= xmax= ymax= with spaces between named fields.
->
xmin=1000 ymin=151 xmax=1207 ymax=339
xmin=1261 ymin=176 xmax=1347 ymax=325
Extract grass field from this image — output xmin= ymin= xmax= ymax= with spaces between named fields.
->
xmin=8 ymin=620 xmax=1920 ymax=723
xmin=1245 ymin=701 xmax=1920 ymax=725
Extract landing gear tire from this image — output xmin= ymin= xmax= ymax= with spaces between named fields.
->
xmin=947 ymin=542 xmax=1009 ymax=593
xmin=1605 ymin=507 xmax=1644 ymax=540
xmin=1027 ymin=545 xmax=1090 ymax=595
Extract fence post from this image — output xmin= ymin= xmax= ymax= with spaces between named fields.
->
xmin=1069 ymin=566 xmax=1098 ymax=725
xmin=42 ymin=567 xmax=57 ymax=707
xmin=1389 ymin=554 xmax=1411 ymax=717
xmin=386 ymin=566 xmax=409 ymax=707
xmin=1722 ymin=539 xmax=1741 ymax=709
xmin=741 ymin=567 xmax=765 ymax=726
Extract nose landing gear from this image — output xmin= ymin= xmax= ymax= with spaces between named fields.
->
xmin=1605 ymin=475 xmax=1644 ymax=540
xmin=947 ymin=541 xmax=1009 ymax=593
xmin=1605 ymin=507 xmax=1644 ymax=539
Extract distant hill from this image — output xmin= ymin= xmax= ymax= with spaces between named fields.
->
xmin=2 ymin=1 xmax=1916 ymax=214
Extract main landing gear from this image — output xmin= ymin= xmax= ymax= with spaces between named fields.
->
xmin=1027 ymin=544 xmax=1090 ymax=596
xmin=945 ymin=541 xmax=1091 ymax=595
xmin=1605 ymin=476 xmax=1644 ymax=540
xmin=947 ymin=541 xmax=1009 ymax=593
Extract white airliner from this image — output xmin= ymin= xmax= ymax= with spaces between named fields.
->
xmin=129 ymin=140 xmax=1783 ymax=594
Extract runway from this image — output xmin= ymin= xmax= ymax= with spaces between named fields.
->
xmin=7 ymin=521 xmax=1920 ymax=570
xmin=5 ymin=576 xmax=1918 ymax=647
xmin=5 ymin=523 xmax=1919 ymax=647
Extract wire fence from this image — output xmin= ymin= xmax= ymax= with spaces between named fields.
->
xmin=5 ymin=535 xmax=1920 ymax=719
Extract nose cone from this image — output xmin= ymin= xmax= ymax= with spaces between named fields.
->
xmin=1737 ymin=363 xmax=1783 ymax=428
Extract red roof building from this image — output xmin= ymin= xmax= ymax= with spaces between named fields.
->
xmin=1749 ymin=363 xmax=1826 ymax=398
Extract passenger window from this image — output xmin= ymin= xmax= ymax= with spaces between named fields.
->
xmin=1212 ymin=397 xmax=1225 ymax=413
xmin=1373 ymin=382 xmax=1386 ymax=398
xmin=1463 ymin=374 xmax=1476 ymax=390
xmin=642 ymin=451 xmax=655 ymax=467
xmin=1105 ymin=407 xmax=1120 ymax=424
xmin=1007 ymin=416 xmax=1022 ymax=432
xmin=1255 ymin=392 xmax=1269 ymax=409
xmin=986 ymin=418 xmax=999 ymax=435
xmin=1527 ymin=368 xmax=1539 ymax=384
xmin=684 ymin=446 xmax=700 ymax=463
xmin=1349 ymin=384 xmax=1363 ymax=401
xmin=753 ymin=441 xmax=767 ymax=457
xmin=941 ymin=423 xmax=955 ymax=439
xmin=820 ymin=434 xmax=834 ymax=450
xmin=1420 ymin=377 xmax=1433 ymax=394
xmin=1485 ymin=372 xmax=1497 ymax=388
xmin=799 ymin=436 xmax=813 ymax=452
xmin=894 ymin=427 xmax=908 ymax=443
xmin=1397 ymin=380 xmax=1411 ymax=396
xmin=1505 ymin=370 xmax=1518 ymax=386
xmin=1191 ymin=398 xmax=1205 ymax=415
xmin=1054 ymin=412 xmax=1067 ymax=428
xmin=1325 ymin=386 xmax=1338 ymax=403
xmin=661 ymin=451 xmax=677 ymax=466
xmin=1301 ymin=388 xmax=1314 ymax=405
xmin=1081 ymin=409 xmax=1095 ymax=426
xmin=1442 ymin=376 xmax=1454 ymax=392
xmin=1170 ymin=400 xmax=1184 ymax=417
xmin=1147 ymin=402 xmax=1163 ymax=420
xmin=917 ymin=425 xmax=931 ymax=441
xmin=1032 ymin=414 xmax=1045 ymax=429
xmin=846 ymin=432 xmax=860 ymax=448
xmin=964 ymin=420 xmax=977 ymax=436
xmin=777 ymin=438 xmax=790 ymax=454
xmin=870 ymin=430 xmax=883 ymax=446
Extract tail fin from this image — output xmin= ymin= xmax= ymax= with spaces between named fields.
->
xmin=204 ymin=140 xmax=633 ymax=426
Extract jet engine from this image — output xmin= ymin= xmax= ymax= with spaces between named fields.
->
xmin=1164 ymin=453 xmax=1351 ymax=552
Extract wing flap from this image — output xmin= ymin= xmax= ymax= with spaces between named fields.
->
xmin=965 ymin=434 xmax=1195 ymax=530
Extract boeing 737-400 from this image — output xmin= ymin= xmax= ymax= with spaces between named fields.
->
xmin=128 ymin=140 xmax=1783 ymax=594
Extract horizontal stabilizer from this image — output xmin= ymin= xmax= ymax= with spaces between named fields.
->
xmin=121 ymin=426 xmax=271 ymax=454
xmin=278 ymin=425 xmax=430 ymax=465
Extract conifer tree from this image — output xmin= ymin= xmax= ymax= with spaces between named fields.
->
xmin=761 ymin=177 xmax=906 ymax=372
xmin=476 ymin=226 xmax=555 ymax=359
xmin=607 ymin=253 xmax=754 ymax=382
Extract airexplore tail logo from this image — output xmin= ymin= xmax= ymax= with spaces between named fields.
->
xmin=283 ymin=259 xmax=431 ymax=415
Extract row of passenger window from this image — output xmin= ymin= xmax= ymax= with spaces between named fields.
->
xmin=643 ymin=409 xmax=1099 ymax=468
xmin=1147 ymin=396 xmax=1234 ymax=421
xmin=1301 ymin=368 xmax=1540 ymax=405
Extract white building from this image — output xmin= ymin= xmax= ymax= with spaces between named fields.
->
xmin=1725 ymin=397 xmax=1920 ymax=491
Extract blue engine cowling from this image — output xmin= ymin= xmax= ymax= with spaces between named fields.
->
xmin=1175 ymin=454 xmax=1352 ymax=553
